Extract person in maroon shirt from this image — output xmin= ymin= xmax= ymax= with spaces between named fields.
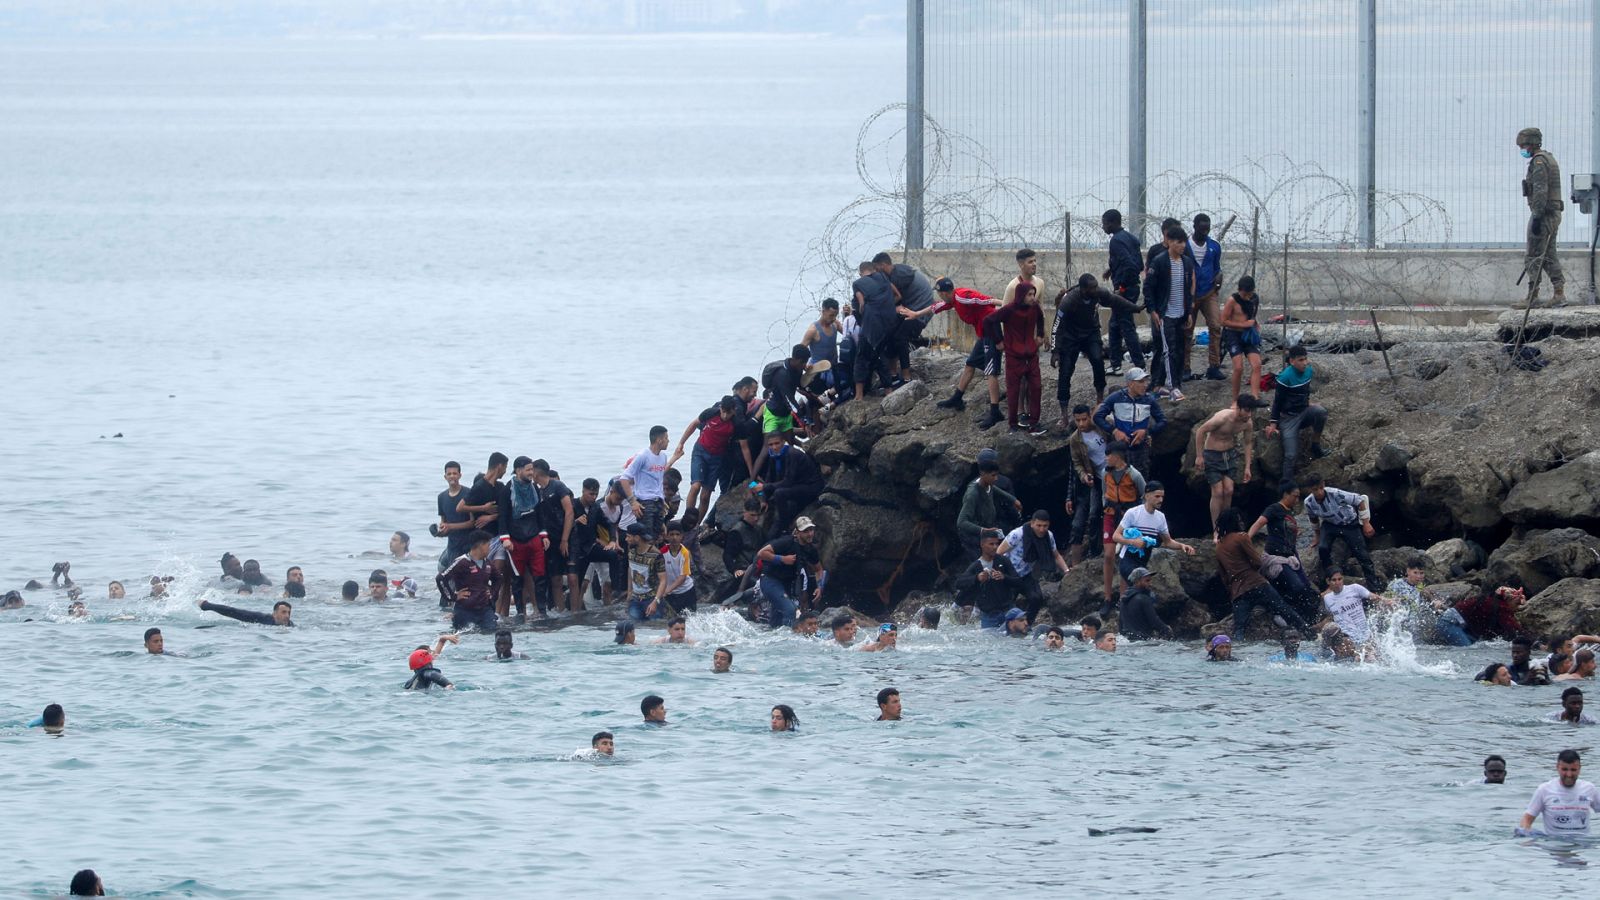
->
xmin=1454 ymin=581 xmax=1527 ymax=641
xmin=984 ymin=281 xmax=1046 ymax=434
xmin=436 ymin=530 xmax=501 ymax=632
xmin=668 ymin=395 xmax=739 ymax=522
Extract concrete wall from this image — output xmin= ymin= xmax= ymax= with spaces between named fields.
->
xmin=905 ymin=246 xmax=1591 ymax=350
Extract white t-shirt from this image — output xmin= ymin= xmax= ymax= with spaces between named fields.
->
xmin=1117 ymin=506 xmax=1169 ymax=560
xmin=1323 ymin=584 xmax=1374 ymax=643
xmin=1544 ymin=709 xmax=1599 ymax=725
xmin=1525 ymin=777 xmax=1600 ymax=836
xmin=662 ymin=545 xmax=695 ymax=595
xmin=623 ymin=449 xmax=668 ymax=501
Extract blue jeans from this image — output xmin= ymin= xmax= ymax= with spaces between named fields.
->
xmin=451 ymin=605 xmax=498 ymax=632
xmin=1433 ymin=618 xmax=1473 ymax=646
xmin=759 ymin=576 xmax=796 ymax=627
xmin=1278 ymin=404 xmax=1329 ymax=489
xmin=628 ymin=597 xmax=662 ymax=621
xmin=979 ymin=610 xmax=1009 ymax=629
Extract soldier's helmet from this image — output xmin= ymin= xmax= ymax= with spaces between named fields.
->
xmin=1516 ymin=127 xmax=1543 ymax=148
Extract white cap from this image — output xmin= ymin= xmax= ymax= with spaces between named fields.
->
xmin=1125 ymin=367 xmax=1149 ymax=382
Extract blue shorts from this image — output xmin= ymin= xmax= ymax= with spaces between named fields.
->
xmin=690 ymin=445 xmax=723 ymax=487
xmin=452 ymin=605 xmax=498 ymax=632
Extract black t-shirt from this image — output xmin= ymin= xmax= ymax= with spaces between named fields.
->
xmin=536 ymin=479 xmax=575 ymax=539
xmin=465 ymin=475 xmax=499 ymax=519
xmin=438 ymin=488 xmax=473 ymax=557
xmin=1262 ymin=502 xmax=1299 ymax=558
xmin=761 ymin=535 xmax=819 ymax=584
xmin=570 ymin=499 xmax=604 ymax=554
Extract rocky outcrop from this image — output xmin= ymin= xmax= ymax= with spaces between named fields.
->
xmin=1518 ymin=578 xmax=1600 ymax=638
xmin=1482 ymin=528 xmax=1600 ymax=596
xmin=728 ymin=329 xmax=1600 ymax=633
xmin=1502 ymin=450 xmax=1600 ymax=527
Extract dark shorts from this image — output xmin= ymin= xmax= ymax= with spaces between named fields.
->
xmin=964 ymin=337 xmax=1000 ymax=377
xmin=543 ymin=546 xmax=567 ymax=578
xmin=452 ymin=605 xmax=498 ymax=632
xmin=507 ymin=536 xmax=546 ymax=577
xmin=691 ymin=444 xmax=723 ymax=486
xmin=1203 ymin=448 xmax=1238 ymax=485
xmin=1224 ymin=327 xmax=1261 ymax=358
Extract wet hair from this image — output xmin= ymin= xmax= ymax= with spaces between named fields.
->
xmin=341 ymin=580 xmax=360 ymax=600
xmin=220 ymin=552 xmax=237 ymax=570
xmin=143 ymin=627 xmax=161 ymax=642
xmin=1549 ymin=652 xmax=1573 ymax=675
xmin=1404 ymin=557 xmax=1427 ymax=572
xmin=1031 ymin=509 xmax=1051 ymax=523
xmin=796 ymin=610 xmax=819 ymax=625
xmin=790 ymin=343 xmax=810 ymax=362
xmin=582 ymin=477 xmax=601 ymax=492
xmin=494 ymin=629 xmax=512 ymax=641
xmin=1326 ymin=566 xmax=1345 ymax=579
xmin=1483 ymin=754 xmax=1505 ymax=767
xmin=1015 ymin=248 xmax=1036 ymax=262
xmin=1512 ymin=635 xmax=1533 ymax=649
xmin=1562 ymin=686 xmax=1584 ymax=702
xmin=772 ymin=704 xmax=798 ymax=730
xmin=368 ymin=570 xmax=387 ymax=585
xmin=513 ymin=455 xmax=533 ymax=471
xmin=918 ymin=606 xmax=941 ymax=628
xmin=714 ymin=646 xmax=733 ymax=662
xmin=1558 ymin=749 xmax=1582 ymax=764
xmin=641 ymin=695 xmax=665 ymax=719
xmin=1046 ymin=626 xmax=1065 ymax=638
xmin=530 ymin=459 xmax=551 ymax=474
xmin=1071 ymin=404 xmax=1091 ymax=415
xmin=468 ymin=529 xmax=494 ymax=548
xmin=1279 ymin=481 xmax=1301 ymax=497
xmin=1576 ymin=649 xmax=1596 ymax=667
xmin=744 ymin=497 xmax=765 ymax=513
xmin=734 ymin=376 xmax=758 ymax=391
xmin=285 ymin=566 xmax=302 ymax=579
xmin=830 ymin=615 xmax=854 ymax=632
xmin=1102 ymin=208 xmax=1122 ymax=224
xmin=718 ymin=395 xmax=738 ymax=415
xmin=1144 ymin=479 xmax=1165 ymax=494
xmin=592 ymin=731 xmax=613 ymax=747
xmin=1282 ymin=629 xmax=1303 ymax=643
xmin=444 ymin=460 xmax=461 ymax=472
xmin=1080 ymin=615 xmax=1103 ymax=630
xmin=821 ymin=297 xmax=840 ymax=312
xmin=69 ymin=869 xmax=100 ymax=896
xmin=488 ymin=451 xmax=509 ymax=469
xmin=1287 ymin=344 xmax=1309 ymax=361
xmin=42 ymin=704 xmax=64 ymax=727
xmin=272 ymin=601 xmax=291 ymax=613
xmin=1215 ymin=508 xmax=1246 ymax=536
xmin=108 ymin=579 xmax=124 ymax=592
xmin=614 ymin=621 xmax=635 ymax=643
xmin=872 ymin=251 xmax=894 ymax=265
xmin=667 ymin=616 xmax=686 ymax=629
xmin=1238 ymin=275 xmax=1256 ymax=291
xmin=1298 ymin=474 xmax=1325 ymax=491
xmin=1474 ymin=662 xmax=1509 ymax=682
xmin=876 ymin=687 xmax=900 ymax=709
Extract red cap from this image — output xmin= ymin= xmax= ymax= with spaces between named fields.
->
xmin=408 ymin=649 xmax=433 ymax=670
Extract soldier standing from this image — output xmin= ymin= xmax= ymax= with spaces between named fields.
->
xmin=1517 ymin=126 xmax=1566 ymax=307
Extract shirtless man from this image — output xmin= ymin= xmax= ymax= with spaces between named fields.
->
xmin=1192 ymin=394 xmax=1268 ymax=537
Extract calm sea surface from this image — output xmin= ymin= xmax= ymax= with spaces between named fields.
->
xmin=2 ymin=38 xmax=1595 ymax=898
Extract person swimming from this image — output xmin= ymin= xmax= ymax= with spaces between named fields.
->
xmin=917 ymin=606 xmax=941 ymax=629
xmin=592 ymin=731 xmax=615 ymax=756
xmin=69 ymin=868 xmax=104 ymax=896
xmin=1043 ymin=626 xmax=1066 ymax=650
xmin=30 ymin=703 xmax=66 ymax=734
xmin=711 ymin=646 xmax=733 ymax=672
xmin=405 ymin=634 xmax=459 ymax=690
xmin=642 ymin=694 xmax=667 ymax=725
xmin=1207 ymin=634 xmax=1234 ymax=661
xmin=143 ymin=627 xmax=165 ymax=655
xmin=860 ymin=622 xmax=898 ymax=651
xmin=489 ymin=629 xmax=528 ymax=660
xmin=653 ymin=616 xmax=697 ymax=645
xmin=198 ymin=598 xmax=293 ymax=627
xmin=614 ymin=621 xmax=636 ymax=645
xmin=876 ymin=687 xmax=902 ymax=721
xmin=771 ymin=704 xmax=798 ymax=732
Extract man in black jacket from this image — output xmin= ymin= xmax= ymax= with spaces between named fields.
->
xmin=955 ymin=529 xmax=1027 ymax=628
xmin=198 ymin=598 xmax=293 ymax=627
xmin=1051 ymin=273 xmax=1142 ymax=427
xmin=752 ymin=431 xmax=824 ymax=537
xmin=1143 ymin=226 xmax=1198 ymax=403
xmin=1101 ymin=209 xmax=1146 ymax=374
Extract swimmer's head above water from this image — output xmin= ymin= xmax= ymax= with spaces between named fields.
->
xmin=592 ymin=731 xmax=614 ymax=756
xmin=712 ymin=647 xmax=732 ymax=673
xmin=143 ymin=627 xmax=163 ymax=655
xmin=614 ymin=621 xmax=636 ymax=645
xmin=641 ymin=694 xmax=667 ymax=724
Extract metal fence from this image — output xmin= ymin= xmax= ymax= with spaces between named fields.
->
xmin=905 ymin=0 xmax=1598 ymax=248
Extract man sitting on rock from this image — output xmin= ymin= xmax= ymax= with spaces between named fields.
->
xmin=957 ymin=458 xmax=1023 ymax=560
xmin=1264 ymin=344 xmax=1330 ymax=490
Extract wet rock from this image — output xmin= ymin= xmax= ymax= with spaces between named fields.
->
xmin=1502 ymin=450 xmax=1600 ymax=526
xmin=1517 ymin=578 xmax=1600 ymax=638
xmin=1422 ymin=581 xmax=1476 ymax=608
xmin=881 ymin=380 xmax=930 ymax=416
xmin=1425 ymin=538 xmax=1486 ymax=578
xmin=1482 ymin=528 xmax=1600 ymax=596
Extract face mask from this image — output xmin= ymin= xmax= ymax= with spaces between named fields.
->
xmin=1521 ymin=148 xmax=1533 ymax=159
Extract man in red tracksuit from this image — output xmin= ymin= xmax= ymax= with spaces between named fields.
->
xmin=931 ymin=277 xmax=1004 ymax=424
xmin=984 ymin=281 xmax=1046 ymax=435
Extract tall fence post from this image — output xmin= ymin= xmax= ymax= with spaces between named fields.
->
xmin=906 ymin=0 xmax=926 ymax=251
xmin=1128 ymin=0 xmax=1147 ymax=245
xmin=1357 ymin=0 xmax=1377 ymax=248
xmin=1593 ymin=0 xmax=1599 ymax=192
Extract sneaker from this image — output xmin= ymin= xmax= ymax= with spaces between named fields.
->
xmin=1169 ymin=389 xmax=1185 ymax=403
xmin=1155 ymin=387 xmax=1172 ymax=398
xmin=1018 ymin=415 xmax=1034 ymax=428
xmin=1205 ymin=365 xmax=1227 ymax=381
xmin=1008 ymin=424 xmax=1023 ymax=433
xmin=1105 ymin=366 xmax=1123 ymax=377
xmin=1029 ymin=423 xmax=1049 ymax=436
xmin=936 ymin=394 xmax=966 ymax=411
xmin=1182 ymin=372 xmax=1201 ymax=382
xmin=976 ymin=409 xmax=1003 ymax=430
xmin=1310 ymin=445 xmax=1332 ymax=459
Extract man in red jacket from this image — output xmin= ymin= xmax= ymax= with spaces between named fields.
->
xmin=932 ymin=277 xmax=1004 ymax=424
xmin=985 ymin=277 xmax=1046 ymax=435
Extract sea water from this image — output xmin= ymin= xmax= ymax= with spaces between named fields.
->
xmin=2 ymin=38 xmax=1595 ymax=897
